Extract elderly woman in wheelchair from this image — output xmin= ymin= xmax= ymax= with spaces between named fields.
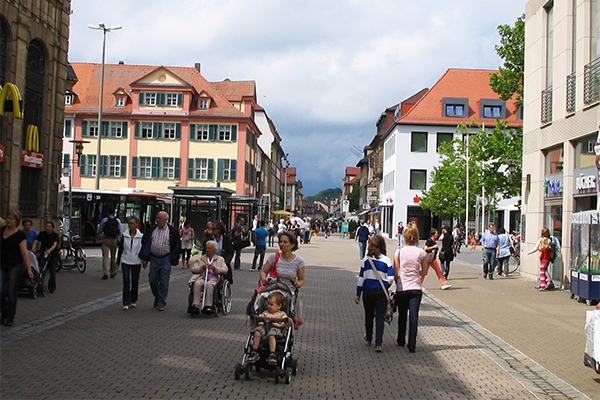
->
xmin=187 ymin=240 xmax=228 ymax=315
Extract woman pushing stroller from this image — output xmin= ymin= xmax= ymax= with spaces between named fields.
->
xmin=188 ymin=240 xmax=228 ymax=314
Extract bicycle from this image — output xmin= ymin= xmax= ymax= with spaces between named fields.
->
xmin=57 ymin=234 xmax=86 ymax=273
xmin=506 ymin=240 xmax=520 ymax=275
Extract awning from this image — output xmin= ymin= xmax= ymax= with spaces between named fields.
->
xmin=358 ymin=209 xmax=370 ymax=216
xmin=272 ymin=210 xmax=294 ymax=216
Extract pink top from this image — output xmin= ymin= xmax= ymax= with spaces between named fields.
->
xmin=395 ymin=246 xmax=426 ymax=292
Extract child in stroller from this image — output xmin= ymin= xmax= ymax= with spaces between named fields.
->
xmin=235 ymin=281 xmax=298 ymax=383
xmin=17 ymin=251 xmax=46 ymax=299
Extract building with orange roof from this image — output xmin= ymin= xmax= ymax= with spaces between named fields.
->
xmin=280 ymin=166 xmax=303 ymax=213
xmin=379 ymin=68 xmax=522 ymax=239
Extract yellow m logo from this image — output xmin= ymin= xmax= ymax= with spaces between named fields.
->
xmin=0 ymin=83 xmax=24 ymax=119
xmin=26 ymin=125 xmax=39 ymax=152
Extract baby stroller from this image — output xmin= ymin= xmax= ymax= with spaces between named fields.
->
xmin=235 ymin=281 xmax=298 ymax=384
xmin=187 ymin=274 xmax=232 ymax=317
xmin=17 ymin=251 xmax=46 ymax=299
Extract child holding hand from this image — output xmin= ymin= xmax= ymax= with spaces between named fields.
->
xmin=248 ymin=291 xmax=288 ymax=365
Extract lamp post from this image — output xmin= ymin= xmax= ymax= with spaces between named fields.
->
xmin=282 ymin=153 xmax=290 ymax=211
xmin=88 ymin=22 xmax=121 ymax=190
xmin=67 ymin=139 xmax=90 ymax=237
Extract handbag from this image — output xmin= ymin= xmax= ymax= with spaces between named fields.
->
xmin=367 ymin=257 xmax=393 ymax=324
xmin=426 ymin=251 xmax=436 ymax=264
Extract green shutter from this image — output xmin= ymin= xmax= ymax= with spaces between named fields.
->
xmin=62 ymin=154 xmax=70 ymax=176
xmin=207 ymin=159 xmax=214 ymax=181
xmin=189 ymin=124 xmax=197 ymax=141
xmin=139 ymin=92 xmax=145 ymax=105
xmin=122 ymin=121 xmax=128 ymax=139
xmin=217 ymin=158 xmax=224 ymax=181
xmin=151 ymin=157 xmax=160 ymax=179
xmin=231 ymin=125 xmax=237 ymax=142
xmin=120 ymin=156 xmax=127 ymax=178
xmin=153 ymin=122 xmax=161 ymax=139
xmin=101 ymin=121 xmax=109 ymax=137
xmin=174 ymin=158 xmax=180 ymax=180
xmin=175 ymin=123 xmax=181 ymax=140
xmin=81 ymin=121 xmax=88 ymax=137
xmin=134 ymin=122 xmax=141 ymax=138
xmin=79 ymin=155 xmax=86 ymax=176
xmin=188 ymin=158 xmax=195 ymax=180
xmin=230 ymin=159 xmax=237 ymax=182
xmin=64 ymin=120 xmax=71 ymax=138
xmin=132 ymin=157 xmax=139 ymax=179
xmin=157 ymin=93 xmax=166 ymax=106
xmin=209 ymin=124 xmax=217 ymax=141
xmin=177 ymin=93 xmax=183 ymax=106
xmin=100 ymin=155 xmax=108 ymax=177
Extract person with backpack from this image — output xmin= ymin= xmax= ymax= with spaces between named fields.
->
xmin=97 ymin=209 xmax=122 ymax=280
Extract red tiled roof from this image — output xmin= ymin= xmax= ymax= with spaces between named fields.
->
xmin=397 ymin=69 xmax=522 ymax=127
xmin=67 ymin=63 xmax=250 ymax=118
xmin=211 ymin=79 xmax=256 ymax=102
xmin=345 ymin=166 xmax=361 ymax=177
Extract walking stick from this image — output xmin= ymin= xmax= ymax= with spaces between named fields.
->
xmin=202 ymin=265 xmax=209 ymax=309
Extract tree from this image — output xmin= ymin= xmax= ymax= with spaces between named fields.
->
xmin=489 ymin=14 xmax=525 ymax=108
xmin=304 ymin=188 xmax=342 ymax=203
xmin=347 ymin=180 xmax=360 ymax=212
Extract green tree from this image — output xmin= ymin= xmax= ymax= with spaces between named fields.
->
xmin=347 ymin=180 xmax=360 ymax=212
xmin=489 ymin=14 xmax=525 ymax=108
xmin=304 ymin=188 xmax=342 ymax=203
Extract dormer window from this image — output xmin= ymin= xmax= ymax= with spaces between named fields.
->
xmin=115 ymin=97 xmax=125 ymax=107
xmin=480 ymin=99 xmax=506 ymax=119
xmin=442 ymin=97 xmax=469 ymax=117
xmin=144 ymin=92 xmax=157 ymax=106
xmin=199 ymin=99 xmax=208 ymax=110
xmin=65 ymin=94 xmax=72 ymax=106
xmin=166 ymin=93 xmax=178 ymax=106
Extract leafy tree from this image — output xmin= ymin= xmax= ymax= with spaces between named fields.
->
xmin=347 ymin=180 xmax=360 ymax=212
xmin=304 ymin=188 xmax=342 ymax=203
xmin=489 ymin=14 xmax=525 ymax=108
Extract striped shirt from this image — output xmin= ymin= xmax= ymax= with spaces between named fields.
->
xmin=150 ymin=225 xmax=171 ymax=257
xmin=356 ymin=255 xmax=394 ymax=297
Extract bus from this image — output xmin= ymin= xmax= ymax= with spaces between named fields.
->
xmin=59 ymin=188 xmax=171 ymax=244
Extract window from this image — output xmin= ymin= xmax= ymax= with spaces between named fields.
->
xmin=141 ymin=122 xmax=153 ymax=139
xmin=62 ymin=154 xmax=70 ymax=177
xmin=109 ymin=155 xmax=121 ymax=177
xmin=544 ymin=146 xmax=564 ymax=174
xmin=65 ymin=94 xmax=72 ymax=106
xmin=436 ymin=133 xmax=454 ymax=152
xmin=442 ymin=97 xmax=468 ymax=117
xmin=115 ymin=97 xmax=124 ymax=107
xmin=384 ymin=134 xmax=396 ymax=160
xmin=411 ymin=132 xmax=428 ymax=152
xmin=446 ymin=104 xmax=464 ymax=117
xmin=166 ymin=93 xmax=178 ymax=106
xmin=197 ymin=124 xmax=208 ymax=141
xmin=217 ymin=159 xmax=236 ymax=182
xmin=483 ymin=105 xmax=501 ymax=118
xmin=144 ymin=92 xmax=156 ymax=106
xmin=189 ymin=158 xmax=215 ymax=181
xmin=80 ymin=154 xmax=97 ymax=176
xmin=88 ymin=121 xmax=98 ymax=137
xmin=163 ymin=122 xmax=176 ymax=140
xmin=161 ymin=157 xmax=175 ymax=180
xmin=410 ymin=170 xmax=427 ymax=190
xmin=64 ymin=120 xmax=72 ymax=138
xmin=480 ymin=99 xmax=506 ymax=119
xmin=219 ymin=125 xmax=232 ymax=141
xmin=110 ymin=121 xmax=122 ymax=138
xmin=138 ymin=157 xmax=151 ymax=179
xmin=383 ymin=170 xmax=395 ymax=193
xmin=199 ymin=99 xmax=208 ymax=110
xmin=574 ymin=135 xmax=597 ymax=169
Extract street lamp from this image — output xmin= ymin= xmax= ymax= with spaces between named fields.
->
xmin=282 ymin=153 xmax=290 ymax=211
xmin=88 ymin=22 xmax=121 ymax=190
xmin=67 ymin=139 xmax=90 ymax=237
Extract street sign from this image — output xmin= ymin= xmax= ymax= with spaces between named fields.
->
xmin=342 ymin=200 xmax=349 ymax=213
xmin=367 ymin=187 xmax=377 ymax=192
xmin=366 ymin=196 xmax=377 ymax=201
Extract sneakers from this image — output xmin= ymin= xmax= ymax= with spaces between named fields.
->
xmin=123 ymin=305 xmax=129 ymax=311
xmin=489 ymin=274 xmax=494 ymax=280
xmin=249 ymin=267 xmax=256 ymax=271
xmin=157 ymin=305 xmax=165 ymax=311
xmin=293 ymin=316 xmax=304 ymax=330
xmin=483 ymin=273 xmax=487 ymax=279
xmin=130 ymin=303 xmax=136 ymax=308
xmin=267 ymin=352 xmax=278 ymax=365
xmin=364 ymin=335 xmax=372 ymax=346
xmin=441 ymin=284 xmax=452 ymax=290
xmin=248 ymin=350 xmax=260 ymax=363
xmin=375 ymin=346 xmax=383 ymax=353
xmin=102 ymin=274 xmax=108 ymax=280
xmin=503 ymin=273 xmax=508 ymax=278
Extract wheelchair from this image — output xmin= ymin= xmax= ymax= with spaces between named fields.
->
xmin=187 ymin=274 xmax=232 ymax=317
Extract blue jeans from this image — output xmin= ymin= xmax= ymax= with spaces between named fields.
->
xmin=122 ymin=263 xmax=141 ymax=306
xmin=148 ymin=255 xmax=171 ymax=307
xmin=482 ymin=249 xmax=496 ymax=277
xmin=252 ymin=245 xmax=266 ymax=270
xmin=358 ymin=241 xmax=367 ymax=259
xmin=362 ymin=288 xmax=387 ymax=347
xmin=1 ymin=263 xmax=24 ymax=323
xmin=397 ymin=290 xmax=422 ymax=351
xmin=234 ymin=246 xmax=242 ymax=269
xmin=440 ymin=259 xmax=451 ymax=278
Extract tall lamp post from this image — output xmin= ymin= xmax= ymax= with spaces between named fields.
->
xmin=88 ymin=22 xmax=121 ymax=190
xmin=67 ymin=139 xmax=90 ymax=237
xmin=282 ymin=153 xmax=290 ymax=211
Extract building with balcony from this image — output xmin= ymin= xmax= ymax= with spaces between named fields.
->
xmin=521 ymin=0 xmax=600 ymax=287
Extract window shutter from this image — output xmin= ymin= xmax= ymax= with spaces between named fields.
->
xmin=139 ymin=92 xmax=145 ymax=105
xmin=231 ymin=125 xmax=237 ymax=142
xmin=157 ymin=92 xmax=165 ymax=106
xmin=174 ymin=158 xmax=181 ymax=180
xmin=230 ymin=159 xmax=237 ymax=182
xmin=207 ymin=159 xmax=214 ymax=181
xmin=122 ymin=121 xmax=128 ymax=138
xmin=189 ymin=124 xmax=197 ymax=141
xmin=134 ymin=122 xmax=141 ymax=138
xmin=120 ymin=156 xmax=127 ymax=178
xmin=177 ymin=93 xmax=183 ymax=106
xmin=217 ymin=158 xmax=224 ymax=181
xmin=81 ymin=121 xmax=88 ymax=137
xmin=132 ymin=157 xmax=138 ymax=179
xmin=101 ymin=121 xmax=109 ymax=137
xmin=153 ymin=122 xmax=162 ymax=139
xmin=175 ymin=123 xmax=181 ymax=140
xmin=209 ymin=124 xmax=217 ymax=141
xmin=100 ymin=155 xmax=108 ymax=177
xmin=187 ymin=158 xmax=195 ymax=180
xmin=64 ymin=120 xmax=71 ymax=138
xmin=79 ymin=155 xmax=86 ymax=176
xmin=151 ymin=157 xmax=160 ymax=179
xmin=62 ymin=154 xmax=70 ymax=176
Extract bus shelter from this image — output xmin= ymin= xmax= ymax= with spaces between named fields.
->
xmin=169 ymin=186 xmax=235 ymax=234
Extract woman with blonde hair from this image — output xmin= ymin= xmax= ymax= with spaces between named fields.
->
xmin=528 ymin=228 xmax=555 ymax=290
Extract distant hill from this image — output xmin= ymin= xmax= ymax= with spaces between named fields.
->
xmin=304 ymin=188 xmax=342 ymax=203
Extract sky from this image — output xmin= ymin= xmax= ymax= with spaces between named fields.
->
xmin=68 ymin=0 xmax=525 ymax=195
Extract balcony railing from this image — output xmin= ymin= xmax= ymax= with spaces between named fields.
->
xmin=584 ymin=57 xmax=600 ymax=105
xmin=566 ymin=72 xmax=576 ymax=114
xmin=541 ymin=85 xmax=553 ymax=124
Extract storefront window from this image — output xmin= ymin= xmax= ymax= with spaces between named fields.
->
xmin=573 ymin=134 xmax=598 ymax=169
xmin=544 ymin=146 xmax=564 ymax=174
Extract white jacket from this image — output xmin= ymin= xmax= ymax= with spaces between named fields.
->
xmin=120 ymin=228 xmax=143 ymax=265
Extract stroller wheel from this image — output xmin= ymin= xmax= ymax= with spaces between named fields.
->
xmin=39 ymin=285 xmax=48 ymax=297
xmin=285 ymin=366 xmax=293 ymax=384
xmin=274 ymin=366 xmax=282 ymax=384
xmin=31 ymin=287 xmax=38 ymax=299
xmin=244 ymin=365 xmax=253 ymax=381
xmin=234 ymin=364 xmax=242 ymax=380
xmin=291 ymin=358 xmax=297 ymax=375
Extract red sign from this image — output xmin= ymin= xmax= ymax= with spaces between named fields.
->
xmin=413 ymin=195 xmax=420 ymax=203
xmin=21 ymin=150 xmax=44 ymax=169
xmin=0 ymin=145 xmax=5 ymax=163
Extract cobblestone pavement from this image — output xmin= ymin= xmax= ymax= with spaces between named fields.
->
xmin=1 ymin=234 xmax=597 ymax=399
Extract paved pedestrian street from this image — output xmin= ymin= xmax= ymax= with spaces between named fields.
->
xmin=1 ymin=235 xmax=597 ymax=399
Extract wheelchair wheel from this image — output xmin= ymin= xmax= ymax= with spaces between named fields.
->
xmin=284 ymin=366 xmax=292 ymax=384
xmin=221 ymin=280 xmax=232 ymax=315
xmin=234 ymin=364 xmax=243 ymax=380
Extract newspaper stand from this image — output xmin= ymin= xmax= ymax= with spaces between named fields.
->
xmin=570 ymin=211 xmax=600 ymax=306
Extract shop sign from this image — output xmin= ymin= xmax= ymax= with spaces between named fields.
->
xmin=0 ymin=145 xmax=5 ymax=163
xmin=574 ymin=167 xmax=597 ymax=194
xmin=0 ymin=83 xmax=24 ymax=119
xmin=545 ymin=174 xmax=563 ymax=198
xmin=21 ymin=151 xmax=44 ymax=169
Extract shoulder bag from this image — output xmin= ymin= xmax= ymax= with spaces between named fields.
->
xmin=367 ymin=257 xmax=393 ymax=324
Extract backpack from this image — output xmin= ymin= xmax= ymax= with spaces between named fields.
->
xmin=550 ymin=236 xmax=558 ymax=262
xmin=104 ymin=217 xmax=121 ymax=238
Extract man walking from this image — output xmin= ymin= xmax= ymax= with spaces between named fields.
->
xmin=232 ymin=216 xmax=246 ymax=270
xmin=32 ymin=221 xmax=59 ymax=293
xmin=250 ymin=220 xmax=268 ymax=271
xmin=97 ymin=209 xmax=122 ymax=280
xmin=355 ymin=221 xmax=370 ymax=260
xmin=139 ymin=211 xmax=180 ymax=311
xmin=481 ymin=223 xmax=500 ymax=280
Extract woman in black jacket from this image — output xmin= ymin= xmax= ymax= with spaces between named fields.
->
xmin=439 ymin=226 xmax=455 ymax=280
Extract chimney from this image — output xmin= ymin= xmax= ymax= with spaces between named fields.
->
xmin=118 ymin=61 xmax=124 ymax=65
xmin=194 ymin=63 xmax=201 ymax=73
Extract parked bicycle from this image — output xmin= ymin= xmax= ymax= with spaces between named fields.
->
xmin=506 ymin=239 xmax=520 ymax=275
xmin=58 ymin=234 xmax=86 ymax=273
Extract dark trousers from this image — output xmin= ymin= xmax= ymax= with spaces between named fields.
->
xmin=397 ymin=290 xmax=422 ymax=351
xmin=122 ymin=263 xmax=141 ymax=306
xmin=1 ymin=264 xmax=24 ymax=323
xmin=482 ymin=249 xmax=496 ymax=277
xmin=497 ymin=256 xmax=510 ymax=275
xmin=252 ymin=245 xmax=266 ymax=270
xmin=39 ymin=254 xmax=57 ymax=292
xmin=362 ymin=288 xmax=387 ymax=346
xmin=440 ymin=259 xmax=451 ymax=278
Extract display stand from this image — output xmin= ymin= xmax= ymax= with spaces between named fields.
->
xmin=570 ymin=211 xmax=600 ymax=306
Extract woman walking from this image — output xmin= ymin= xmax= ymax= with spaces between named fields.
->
xmin=394 ymin=224 xmax=427 ymax=353
xmin=355 ymin=235 xmax=394 ymax=352
xmin=439 ymin=226 xmax=454 ymax=280
xmin=528 ymin=228 xmax=554 ymax=290
xmin=496 ymin=227 xmax=512 ymax=277
xmin=180 ymin=221 xmax=195 ymax=268
xmin=117 ymin=216 xmax=144 ymax=310
xmin=422 ymin=229 xmax=452 ymax=290
xmin=1 ymin=209 xmax=34 ymax=326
